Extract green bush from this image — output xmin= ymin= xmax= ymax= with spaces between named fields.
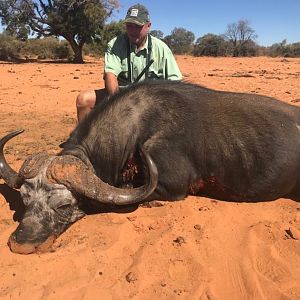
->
xmin=0 ymin=33 xmax=23 ymax=60
xmin=84 ymin=20 xmax=125 ymax=57
xmin=266 ymin=40 xmax=300 ymax=57
xmin=0 ymin=33 xmax=73 ymax=61
xmin=194 ymin=34 xmax=228 ymax=57
xmin=21 ymin=37 xmax=73 ymax=60
xmin=53 ymin=42 xmax=73 ymax=59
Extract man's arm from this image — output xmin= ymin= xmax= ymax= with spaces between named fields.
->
xmin=104 ymin=72 xmax=119 ymax=96
xmin=104 ymin=35 xmax=125 ymax=96
xmin=165 ymin=50 xmax=182 ymax=81
xmin=152 ymin=37 xmax=182 ymax=81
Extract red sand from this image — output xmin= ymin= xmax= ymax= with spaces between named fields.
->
xmin=0 ymin=56 xmax=300 ymax=299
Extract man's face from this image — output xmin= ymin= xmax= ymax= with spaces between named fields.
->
xmin=125 ymin=22 xmax=151 ymax=47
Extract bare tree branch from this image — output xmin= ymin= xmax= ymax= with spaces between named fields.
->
xmin=224 ymin=19 xmax=257 ymax=56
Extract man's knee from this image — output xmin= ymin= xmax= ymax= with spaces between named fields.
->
xmin=76 ymin=90 xmax=96 ymax=109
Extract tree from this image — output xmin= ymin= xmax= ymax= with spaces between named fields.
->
xmin=268 ymin=39 xmax=288 ymax=57
xmin=150 ymin=30 xmax=164 ymax=39
xmin=223 ymin=19 xmax=257 ymax=57
xmin=239 ymin=39 xmax=259 ymax=56
xmin=0 ymin=0 xmax=119 ymax=63
xmin=288 ymin=42 xmax=300 ymax=57
xmin=267 ymin=40 xmax=300 ymax=57
xmin=87 ymin=20 xmax=124 ymax=55
xmin=194 ymin=33 xmax=228 ymax=57
xmin=164 ymin=27 xmax=195 ymax=54
xmin=0 ymin=0 xmax=30 ymax=40
xmin=3 ymin=23 xmax=30 ymax=41
xmin=0 ymin=32 xmax=23 ymax=59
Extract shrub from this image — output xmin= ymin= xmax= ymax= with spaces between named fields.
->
xmin=21 ymin=37 xmax=73 ymax=60
xmin=194 ymin=34 xmax=228 ymax=57
xmin=0 ymin=33 xmax=23 ymax=60
xmin=0 ymin=34 xmax=73 ymax=61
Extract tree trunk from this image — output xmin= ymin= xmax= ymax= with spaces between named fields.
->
xmin=73 ymin=45 xmax=84 ymax=64
xmin=233 ymin=48 xmax=239 ymax=57
xmin=64 ymin=36 xmax=84 ymax=63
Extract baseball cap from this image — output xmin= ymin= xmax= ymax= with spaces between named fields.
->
xmin=124 ymin=4 xmax=150 ymax=26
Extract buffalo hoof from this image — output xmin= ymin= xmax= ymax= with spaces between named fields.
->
xmin=8 ymin=234 xmax=56 ymax=254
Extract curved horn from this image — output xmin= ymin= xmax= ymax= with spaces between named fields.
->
xmin=46 ymin=146 xmax=158 ymax=205
xmin=19 ymin=152 xmax=50 ymax=179
xmin=0 ymin=129 xmax=24 ymax=189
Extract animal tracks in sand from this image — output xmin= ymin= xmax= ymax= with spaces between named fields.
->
xmin=190 ymin=200 xmax=300 ymax=300
xmin=246 ymin=221 xmax=300 ymax=299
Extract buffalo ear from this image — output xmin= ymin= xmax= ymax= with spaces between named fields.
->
xmin=19 ymin=152 xmax=50 ymax=179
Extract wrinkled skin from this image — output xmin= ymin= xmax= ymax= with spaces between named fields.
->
xmin=8 ymin=162 xmax=85 ymax=254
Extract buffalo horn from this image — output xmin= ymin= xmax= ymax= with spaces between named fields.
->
xmin=47 ymin=146 xmax=158 ymax=205
xmin=19 ymin=152 xmax=50 ymax=179
xmin=0 ymin=130 xmax=24 ymax=189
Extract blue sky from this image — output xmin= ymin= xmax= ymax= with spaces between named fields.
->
xmin=0 ymin=1 xmax=298 ymax=46
xmin=111 ymin=0 xmax=300 ymax=46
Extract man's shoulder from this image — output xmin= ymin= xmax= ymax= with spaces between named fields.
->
xmin=106 ymin=33 xmax=128 ymax=56
xmin=108 ymin=33 xmax=128 ymax=47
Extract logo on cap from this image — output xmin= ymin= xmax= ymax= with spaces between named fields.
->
xmin=130 ymin=9 xmax=139 ymax=17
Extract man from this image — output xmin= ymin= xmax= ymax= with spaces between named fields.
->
xmin=76 ymin=3 xmax=182 ymax=122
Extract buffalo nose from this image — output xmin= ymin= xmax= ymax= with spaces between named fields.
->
xmin=8 ymin=232 xmax=57 ymax=255
xmin=8 ymin=233 xmax=37 ymax=254
xmin=12 ymin=217 xmax=43 ymax=244
xmin=7 ymin=217 xmax=56 ymax=254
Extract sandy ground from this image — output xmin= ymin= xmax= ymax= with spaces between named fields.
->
xmin=0 ymin=56 xmax=300 ymax=299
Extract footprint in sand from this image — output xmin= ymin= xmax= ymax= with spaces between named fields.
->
xmin=246 ymin=221 xmax=300 ymax=299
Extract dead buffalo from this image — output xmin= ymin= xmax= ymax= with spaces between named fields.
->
xmin=1 ymin=80 xmax=300 ymax=254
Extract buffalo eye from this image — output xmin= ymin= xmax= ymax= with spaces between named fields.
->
xmin=53 ymin=204 xmax=73 ymax=217
xmin=56 ymin=203 xmax=72 ymax=210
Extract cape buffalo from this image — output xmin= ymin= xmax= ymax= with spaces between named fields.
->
xmin=1 ymin=80 xmax=300 ymax=254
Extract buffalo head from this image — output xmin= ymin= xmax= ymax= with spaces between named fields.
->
xmin=0 ymin=130 xmax=158 ymax=254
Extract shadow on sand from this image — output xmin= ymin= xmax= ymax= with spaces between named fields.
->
xmin=0 ymin=183 xmax=139 ymax=223
xmin=0 ymin=57 xmax=95 ymax=65
xmin=1 ymin=182 xmax=299 ymax=226
xmin=0 ymin=184 xmax=25 ymax=222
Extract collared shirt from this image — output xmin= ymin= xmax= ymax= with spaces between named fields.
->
xmin=104 ymin=33 xmax=182 ymax=86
